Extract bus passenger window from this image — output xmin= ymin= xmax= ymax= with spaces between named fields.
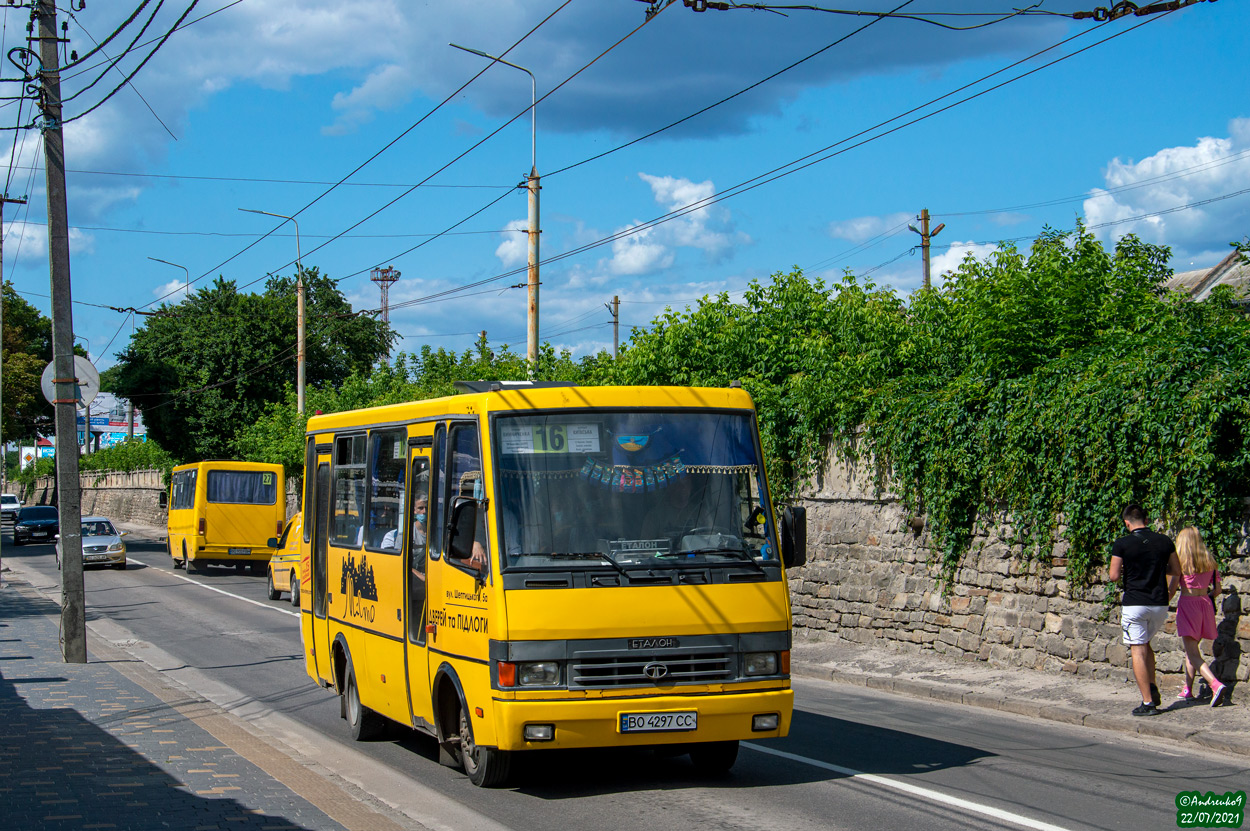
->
xmin=367 ymin=429 xmax=406 ymax=552
xmin=331 ymin=434 xmax=367 ymax=547
xmin=448 ymin=424 xmax=489 ymax=571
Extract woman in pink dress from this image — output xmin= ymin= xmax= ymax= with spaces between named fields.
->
xmin=1172 ymin=527 xmax=1226 ymax=706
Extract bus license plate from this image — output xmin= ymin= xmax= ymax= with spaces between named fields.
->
xmin=228 ymin=548 xmax=250 ymax=556
xmin=619 ymin=711 xmax=697 ymax=733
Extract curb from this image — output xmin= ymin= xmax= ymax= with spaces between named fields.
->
xmin=791 ymin=660 xmax=1250 ymax=759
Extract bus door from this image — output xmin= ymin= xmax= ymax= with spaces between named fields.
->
xmin=404 ymin=434 xmax=434 ymax=729
xmin=311 ymin=460 xmax=332 ymax=684
xmin=425 ymin=421 xmax=492 ymax=669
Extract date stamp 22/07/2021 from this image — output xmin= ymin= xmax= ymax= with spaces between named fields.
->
xmin=1175 ymin=791 xmax=1245 ymax=828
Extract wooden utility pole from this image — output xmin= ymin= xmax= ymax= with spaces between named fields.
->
xmin=909 ymin=209 xmax=945 ymax=291
xmin=35 ymin=0 xmax=86 ymax=661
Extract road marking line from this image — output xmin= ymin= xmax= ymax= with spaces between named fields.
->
xmin=129 ymin=555 xmax=299 ymax=619
xmin=743 ymin=742 xmax=1075 ymax=831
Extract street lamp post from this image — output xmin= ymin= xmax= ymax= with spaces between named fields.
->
xmin=240 ymin=208 xmax=305 ymax=414
xmin=147 ymin=256 xmax=190 ymax=299
xmin=450 ymin=43 xmax=540 ymax=373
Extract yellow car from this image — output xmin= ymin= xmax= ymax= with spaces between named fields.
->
xmin=266 ymin=513 xmax=303 ymax=606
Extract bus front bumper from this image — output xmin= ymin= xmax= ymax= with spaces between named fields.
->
xmin=490 ymin=687 xmax=792 ymax=751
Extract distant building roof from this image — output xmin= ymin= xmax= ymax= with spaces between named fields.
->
xmin=1163 ymin=249 xmax=1250 ymax=302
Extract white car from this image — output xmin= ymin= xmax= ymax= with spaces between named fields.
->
xmin=57 ymin=516 xmax=128 ymax=570
xmin=1 ymin=493 xmax=21 ymax=523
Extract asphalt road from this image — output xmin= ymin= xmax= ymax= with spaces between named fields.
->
xmin=4 ymin=529 xmax=1246 ymax=831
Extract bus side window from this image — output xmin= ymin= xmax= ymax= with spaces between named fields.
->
xmin=447 ymin=424 xmax=489 ymax=569
xmin=366 ymin=429 xmax=406 ymax=552
xmin=331 ymin=434 xmax=367 ymax=547
xmin=428 ymin=425 xmax=445 ymax=561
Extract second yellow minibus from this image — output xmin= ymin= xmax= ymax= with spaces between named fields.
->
xmin=298 ymin=383 xmax=805 ymax=786
xmin=167 ymin=460 xmax=286 ymax=574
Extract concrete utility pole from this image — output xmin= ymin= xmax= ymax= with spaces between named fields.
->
xmin=908 ymin=209 xmax=945 ymax=291
xmin=35 ymin=0 xmax=86 ymax=662
xmin=605 ymin=295 xmax=620 ymax=359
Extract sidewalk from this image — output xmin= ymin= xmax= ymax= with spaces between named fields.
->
xmin=791 ymin=632 xmax=1249 ymax=757
xmin=0 ymin=571 xmax=414 ymax=831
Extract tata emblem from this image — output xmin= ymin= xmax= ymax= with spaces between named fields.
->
xmin=643 ymin=662 xmax=669 ymax=680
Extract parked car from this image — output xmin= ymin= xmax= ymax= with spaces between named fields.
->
xmin=1 ymin=493 xmax=21 ymax=523
xmin=12 ymin=505 xmax=59 ymax=545
xmin=266 ymin=513 xmax=302 ymax=606
xmin=57 ymin=517 xmax=128 ymax=570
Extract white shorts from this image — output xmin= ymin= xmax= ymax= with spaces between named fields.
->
xmin=1121 ymin=605 xmax=1168 ymax=645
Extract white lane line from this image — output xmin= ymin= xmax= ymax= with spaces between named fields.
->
xmin=744 ymin=742 xmax=1075 ymax=831
xmin=129 ymin=554 xmax=300 ymax=619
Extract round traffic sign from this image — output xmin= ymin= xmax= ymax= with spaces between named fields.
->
xmin=40 ymin=356 xmax=100 ymax=408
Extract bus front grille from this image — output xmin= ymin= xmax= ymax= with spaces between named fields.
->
xmin=569 ymin=651 xmax=733 ymax=688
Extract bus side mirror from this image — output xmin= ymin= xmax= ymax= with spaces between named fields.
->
xmin=447 ymin=498 xmax=478 ymax=562
xmin=780 ymin=505 xmax=807 ymax=569
xmin=159 ymin=491 xmax=168 ymax=509
xmin=267 ymin=537 xmax=280 ymax=549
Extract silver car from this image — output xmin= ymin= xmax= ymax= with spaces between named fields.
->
xmin=57 ymin=517 xmax=128 ymax=570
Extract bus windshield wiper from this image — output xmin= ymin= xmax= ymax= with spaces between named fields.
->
xmin=665 ymin=546 xmax=765 ymax=573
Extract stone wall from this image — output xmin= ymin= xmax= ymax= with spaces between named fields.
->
xmin=23 ymin=471 xmax=301 ymax=529
xmin=790 ymin=448 xmax=1250 ymax=684
xmin=26 ymin=469 xmax=167 ymax=527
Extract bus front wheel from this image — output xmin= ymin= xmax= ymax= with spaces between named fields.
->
xmin=344 ymin=662 xmax=385 ymax=741
xmin=459 ymin=706 xmax=511 ymax=787
xmin=266 ymin=570 xmax=281 ymax=600
xmin=690 ymin=740 xmax=739 ymax=775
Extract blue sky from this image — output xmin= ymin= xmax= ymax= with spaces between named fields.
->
xmin=2 ymin=0 xmax=1247 ymax=372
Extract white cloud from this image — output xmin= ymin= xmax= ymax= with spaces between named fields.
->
xmin=599 ymin=173 xmax=742 ymax=276
xmin=829 ymin=212 xmax=913 ymax=243
xmin=609 ymin=223 xmax=674 ymax=276
xmin=3 ymin=222 xmax=94 ymax=260
xmin=153 ymin=279 xmax=192 ymax=303
xmin=931 ymin=241 xmax=998 ymax=277
xmin=1083 ymin=118 xmax=1250 ymax=262
xmin=325 ymin=63 xmax=417 ymax=135
xmin=494 ymin=219 xmax=529 ymax=267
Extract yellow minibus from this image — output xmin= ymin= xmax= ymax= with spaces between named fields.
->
xmin=299 ymin=383 xmax=805 ymax=786
xmin=167 ymin=461 xmax=286 ymax=575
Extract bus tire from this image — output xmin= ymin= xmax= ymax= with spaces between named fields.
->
xmin=289 ymin=575 xmax=301 ymax=607
xmin=689 ymin=740 xmax=739 ymax=775
xmin=266 ymin=569 xmax=281 ymax=600
xmin=459 ymin=705 xmax=511 ymax=787
xmin=344 ymin=662 xmax=385 ymax=741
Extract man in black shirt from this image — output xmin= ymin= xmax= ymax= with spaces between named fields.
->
xmin=1108 ymin=504 xmax=1181 ymax=716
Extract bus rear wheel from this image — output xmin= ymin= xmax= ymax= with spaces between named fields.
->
xmin=459 ymin=706 xmax=511 ymax=787
xmin=690 ymin=740 xmax=739 ymax=775
xmin=289 ymin=575 xmax=301 ymax=607
xmin=344 ymin=662 xmax=385 ymax=741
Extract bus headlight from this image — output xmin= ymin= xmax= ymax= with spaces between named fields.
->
xmin=518 ymin=662 xmax=559 ymax=686
xmin=743 ymin=652 xmax=778 ymax=676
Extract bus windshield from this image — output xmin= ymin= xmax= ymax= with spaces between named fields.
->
xmin=494 ymin=410 xmax=778 ymax=571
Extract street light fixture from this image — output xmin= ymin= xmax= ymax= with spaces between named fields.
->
xmin=450 ymin=42 xmax=541 ymax=373
xmin=147 ymin=256 xmax=190 ymax=298
xmin=240 ymin=208 xmax=306 ymax=414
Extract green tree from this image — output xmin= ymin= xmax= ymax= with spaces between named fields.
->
xmin=2 ymin=281 xmax=54 ymax=441
xmin=109 ymin=268 xmax=393 ymax=462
